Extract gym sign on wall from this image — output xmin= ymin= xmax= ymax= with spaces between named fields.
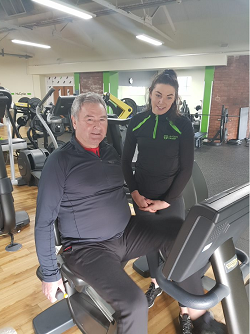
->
xmin=11 ymin=91 xmax=32 ymax=103
xmin=11 ymin=92 xmax=32 ymax=96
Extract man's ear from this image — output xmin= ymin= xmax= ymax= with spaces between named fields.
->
xmin=71 ymin=116 xmax=76 ymax=130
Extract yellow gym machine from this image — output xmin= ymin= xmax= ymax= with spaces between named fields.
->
xmin=103 ymin=92 xmax=137 ymax=119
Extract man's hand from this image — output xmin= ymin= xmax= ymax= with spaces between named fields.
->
xmin=131 ymin=190 xmax=149 ymax=208
xmin=139 ymin=200 xmax=170 ymax=213
xmin=42 ymin=279 xmax=66 ymax=303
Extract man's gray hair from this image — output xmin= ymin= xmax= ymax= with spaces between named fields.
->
xmin=71 ymin=92 xmax=107 ymax=119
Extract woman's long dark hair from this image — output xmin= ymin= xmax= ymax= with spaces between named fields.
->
xmin=146 ymin=69 xmax=180 ymax=120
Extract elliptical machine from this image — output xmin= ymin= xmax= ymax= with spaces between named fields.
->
xmin=18 ymin=89 xmax=73 ymax=186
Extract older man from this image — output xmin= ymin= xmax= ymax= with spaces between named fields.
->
xmin=35 ymin=92 xmax=226 ymax=334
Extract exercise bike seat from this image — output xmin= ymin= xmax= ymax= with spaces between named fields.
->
xmin=34 ymin=225 xmax=119 ymax=334
xmin=60 ymin=256 xmax=117 ymax=322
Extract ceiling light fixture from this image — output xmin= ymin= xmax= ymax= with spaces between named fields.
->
xmin=136 ymin=34 xmax=163 ymax=46
xmin=32 ymin=0 xmax=95 ymax=20
xmin=12 ymin=40 xmax=51 ymax=49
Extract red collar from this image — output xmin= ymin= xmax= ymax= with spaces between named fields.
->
xmin=84 ymin=146 xmax=100 ymax=157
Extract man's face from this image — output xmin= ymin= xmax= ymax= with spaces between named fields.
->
xmin=71 ymin=102 xmax=108 ymax=148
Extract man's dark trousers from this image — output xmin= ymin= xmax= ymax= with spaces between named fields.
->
xmin=63 ymin=215 xmax=183 ymax=334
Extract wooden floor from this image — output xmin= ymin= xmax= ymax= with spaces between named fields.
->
xmin=0 ymin=129 xmax=226 ymax=334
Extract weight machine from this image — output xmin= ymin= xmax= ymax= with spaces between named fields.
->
xmin=12 ymin=97 xmax=41 ymax=139
xmin=201 ymin=105 xmax=229 ymax=146
xmin=103 ymin=93 xmax=139 ymax=119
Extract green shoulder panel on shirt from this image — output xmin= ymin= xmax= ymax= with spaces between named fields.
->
xmin=132 ymin=115 xmax=151 ymax=131
xmin=168 ymin=119 xmax=182 ymax=134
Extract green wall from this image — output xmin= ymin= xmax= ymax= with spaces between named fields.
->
xmin=74 ymin=73 xmax=80 ymax=95
xmin=103 ymin=72 xmax=118 ymax=95
xmin=200 ymin=67 xmax=215 ymax=133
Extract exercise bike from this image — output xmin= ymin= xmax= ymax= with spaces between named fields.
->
xmin=33 ymin=179 xmax=249 ymax=334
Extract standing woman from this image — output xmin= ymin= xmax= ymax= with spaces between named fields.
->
xmin=122 ymin=69 xmax=193 ymax=219
xmin=122 ymin=70 xmax=227 ymax=334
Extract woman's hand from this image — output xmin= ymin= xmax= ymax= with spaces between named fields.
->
xmin=140 ymin=200 xmax=170 ymax=213
xmin=131 ymin=190 xmax=149 ymax=208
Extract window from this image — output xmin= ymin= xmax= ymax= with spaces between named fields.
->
xmin=178 ymin=76 xmax=192 ymax=96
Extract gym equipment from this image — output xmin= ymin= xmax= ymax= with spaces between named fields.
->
xmin=0 ymin=143 xmax=30 ymax=252
xmin=202 ymin=105 xmax=229 ymax=146
xmin=17 ymin=90 xmax=55 ymax=186
xmin=180 ymin=100 xmax=191 ymax=120
xmin=0 ymin=88 xmax=28 ymax=185
xmin=194 ymin=131 xmax=207 ymax=148
xmin=33 ymin=181 xmax=249 ymax=334
xmin=18 ymin=91 xmax=74 ymax=186
xmin=103 ymin=92 xmax=138 ymax=119
xmin=47 ymin=95 xmax=75 ymax=146
xmin=180 ymin=101 xmax=207 ymax=148
xmin=13 ymin=97 xmax=41 ymax=139
xmin=181 ymin=101 xmax=202 ymax=132
xmin=18 ymin=148 xmax=49 ymax=187
xmin=156 ymin=183 xmax=249 ymax=334
xmin=106 ymin=116 xmax=131 ymax=157
xmin=25 ymin=96 xmax=72 ymax=152
xmin=106 ymin=116 xmax=132 ymax=204
xmin=195 ymin=105 xmax=243 ymax=146
xmin=13 ymin=93 xmax=73 ymax=152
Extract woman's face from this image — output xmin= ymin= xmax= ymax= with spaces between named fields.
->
xmin=150 ymin=83 xmax=176 ymax=115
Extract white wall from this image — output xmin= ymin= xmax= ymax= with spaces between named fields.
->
xmin=0 ymin=57 xmax=43 ymax=104
xmin=0 ymin=56 xmax=205 ymax=113
xmin=118 ymin=86 xmax=147 ymax=106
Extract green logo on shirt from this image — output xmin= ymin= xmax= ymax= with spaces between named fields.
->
xmin=164 ymin=135 xmax=178 ymax=140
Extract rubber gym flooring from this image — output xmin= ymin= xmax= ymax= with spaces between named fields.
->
xmin=194 ymin=142 xmax=249 ymax=255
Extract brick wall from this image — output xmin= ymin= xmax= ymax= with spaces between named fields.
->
xmin=209 ymin=55 xmax=249 ymax=140
xmin=79 ymin=72 xmax=103 ymax=94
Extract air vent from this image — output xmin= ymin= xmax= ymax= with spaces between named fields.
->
xmin=0 ymin=0 xmax=28 ymax=17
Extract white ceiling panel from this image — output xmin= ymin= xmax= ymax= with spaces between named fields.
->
xmin=0 ymin=0 xmax=248 ymax=66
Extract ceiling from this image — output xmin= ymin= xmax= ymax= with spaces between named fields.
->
xmin=0 ymin=0 xmax=248 ymax=66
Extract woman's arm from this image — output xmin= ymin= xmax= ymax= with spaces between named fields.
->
xmin=164 ymin=119 xmax=194 ymax=202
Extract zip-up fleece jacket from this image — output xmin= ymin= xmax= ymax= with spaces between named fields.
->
xmin=122 ymin=109 xmax=194 ymax=203
xmin=35 ymin=135 xmax=131 ymax=282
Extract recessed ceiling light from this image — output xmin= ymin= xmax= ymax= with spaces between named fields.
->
xmin=12 ymin=40 xmax=51 ymax=49
xmin=136 ymin=34 xmax=163 ymax=46
xmin=32 ymin=0 xmax=95 ymax=20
